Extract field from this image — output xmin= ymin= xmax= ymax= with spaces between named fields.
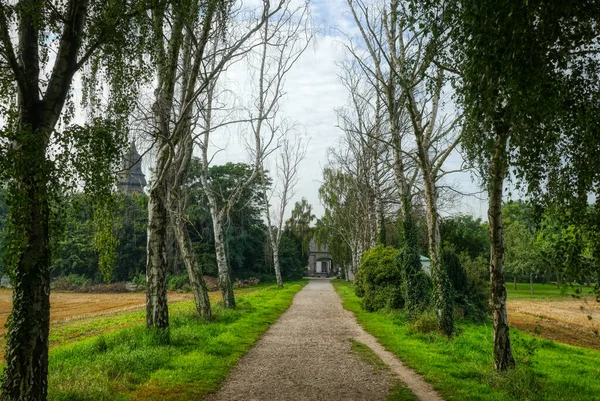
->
xmin=333 ymin=279 xmax=600 ymax=401
xmin=505 ymin=283 xmax=600 ymax=349
xmin=0 ymin=289 xmax=193 ymax=333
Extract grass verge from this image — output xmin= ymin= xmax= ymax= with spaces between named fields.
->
xmin=349 ymin=339 xmax=419 ymax=401
xmin=12 ymin=281 xmax=306 ymax=401
xmin=333 ymin=279 xmax=600 ymax=401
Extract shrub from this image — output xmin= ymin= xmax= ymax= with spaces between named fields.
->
xmin=444 ymin=248 xmax=489 ymax=320
xmin=397 ymin=246 xmax=431 ymax=315
xmin=355 ymin=246 xmax=404 ymax=312
xmin=132 ymin=272 xmax=146 ymax=287
xmin=52 ymin=274 xmax=92 ymax=291
xmin=409 ymin=310 xmax=439 ymax=335
xmin=167 ymin=274 xmax=189 ymax=291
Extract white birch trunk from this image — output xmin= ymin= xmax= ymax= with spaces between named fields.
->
xmin=212 ymin=210 xmax=236 ymax=308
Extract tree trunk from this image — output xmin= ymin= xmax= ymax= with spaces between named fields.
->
xmin=212 ymin=213 xmax=236 ymax=308
xmin=417 ymin=133 xmax=453 ymax=336
xmin=146 ymin=181 xmax=170 ymax=330
xmin=273 ymin=245 xmax=283 ymax=287
xmin=529 ymin=273 xmax=534 ymax=295
xmin=488 ymin=129 xmax=515 ymax=371
xmin=172 ymin=218 xmax=211 ymax=318
xmin=556 ymin=273 xmax=561 ymax=288
xmin=2 ymin=143 xmax=51 ymax=401
xmin=514 ymin=276 xmax=517 ymax=290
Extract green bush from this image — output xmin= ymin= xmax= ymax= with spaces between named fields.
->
xmin=443 ymin=248 xmax=489 ymax=320
xmin=132 ymin=272 xmax=146 ymax=286
xmin=167 ymin=274 xmax=189 ymax=291
xmin=355 ymin=246 xmax=404 ymax=312
xmin=408 ymin=310 xmax=439 ymax=335
xmin=397 ymin=246 xmax=431 ymax=315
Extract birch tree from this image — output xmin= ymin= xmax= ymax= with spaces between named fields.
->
xmin=194 ymin=1 xmax=310 ymax=308
xmin=144 ymin=0 xmax=304 ymax=321
xmin=262 ymin=133 xmax=307 ymax=287
xmin=0 ymin=1 xmax=150 ymax=398
xmin=345 ymin=0 xmax=462 ymax=334
xmin=419 ymin=0 xmax=599 ymax=370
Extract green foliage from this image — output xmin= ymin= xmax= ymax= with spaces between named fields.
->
xmin=398 ymin=216 xmax=430 ymax=315
xmin=440 ymin=215 xmax=489 ymax=260
xmin=50 ymin=193 xmax=148 ymax=283
xmin=443 ymin=248 xmax=489 ymax=320
xmin=355 ymin=246 xmax=404 ymax=312
xmin=187 ymin=160 xmax=294 ymax=280
xmin=278 ymin=233 xmax=306 ymax=280
xmin=52 ymin=274 xmax=92 ymax=291
xmin=167 ymin=274 xmax=189 ymax=291
xmin=286 ymin=198 xmax=316 ymax=260
xmin=334 ymin=279 xmax=600 ymax=401
xmin=0 ymin=187 xmax=7 ymax=276
xmin=408 ymin=310 xmax=439 ymax=336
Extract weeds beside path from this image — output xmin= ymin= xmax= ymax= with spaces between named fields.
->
xmin=333 ymin=279 xmax=600 ymax=401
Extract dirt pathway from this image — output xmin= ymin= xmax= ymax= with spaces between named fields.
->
xmin=208 ymin=278 xmax=443 ymax=401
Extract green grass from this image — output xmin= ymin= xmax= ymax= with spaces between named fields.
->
xmin=506 ymin=282 xmax=595 ymax=300
xmin=21 ymin=281 xmax=307 ymax=401
xmin=333 ymin=279 xmax=600 ymax=401
xmin=387 ymin=383 xmax=420 ymax=401
xmin=349 ymin=339 xmax=389 ymax=372
xmin=349 ymin=339 xmax=419 ymax=401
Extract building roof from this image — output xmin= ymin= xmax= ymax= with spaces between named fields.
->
xmin=118 ymin=141 xmax=146 ymax=194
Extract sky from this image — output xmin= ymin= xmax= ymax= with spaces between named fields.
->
xmin=205 ymin=0 xmax=490 ymax=221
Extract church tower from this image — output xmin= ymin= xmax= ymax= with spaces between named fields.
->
xmin=118 ymin=141 xmax=147 ymax=194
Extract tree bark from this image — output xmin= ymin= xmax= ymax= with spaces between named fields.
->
xmin=146 ymin=180 xmax=170 ymax=329
xmin=488 ymin=129 xmax=515 ymax=371
xmin=212 ymin=211 xmax=236 ymax=308
xmin=1 ymin=142 xmax=51 ymax=401
xmin=417 ymin=138 xmax=454 ymax=336
xmin=172 ymin=218 xmax=211 ymax=318
xmin=273 ymin=246 xmax=283 ymax=287
xmin=514 ymin=276 xmax=517 ymax=290
xmin=1 ymin=1 xmax=89 ymax=397
xmin=529 ymin=273 xmax=534 ymax=295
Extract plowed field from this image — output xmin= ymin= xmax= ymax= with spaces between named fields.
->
xmin=0 ymin=289 xmax=193 ymax=335
xmin=507 ymin=297 xmax=600 ymax=349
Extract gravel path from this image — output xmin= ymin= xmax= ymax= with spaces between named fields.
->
xmin=208 ymin=278 xmax=444 ymax=401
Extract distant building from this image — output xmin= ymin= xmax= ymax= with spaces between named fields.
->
xmin=118 ymin=142 xmax=147 ymax=194
xmin=420 ymin=255 xmax=431 ymax=275
xmin=307 ymin=239 xmax=337 ymax=277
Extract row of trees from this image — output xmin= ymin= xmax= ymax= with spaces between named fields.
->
xmin=327 ymin=0 xmax=599 ymax=374
xmin=0 ymin=0 xmax=311 ymax=399
xmin=0 ymin=165 xmax=308 ymax=285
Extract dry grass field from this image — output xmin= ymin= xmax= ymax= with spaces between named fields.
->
xmin=507 ymin=297 xmax=600 ymax=349
xmin=0 ymin=288 xmax=193 ymax=336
